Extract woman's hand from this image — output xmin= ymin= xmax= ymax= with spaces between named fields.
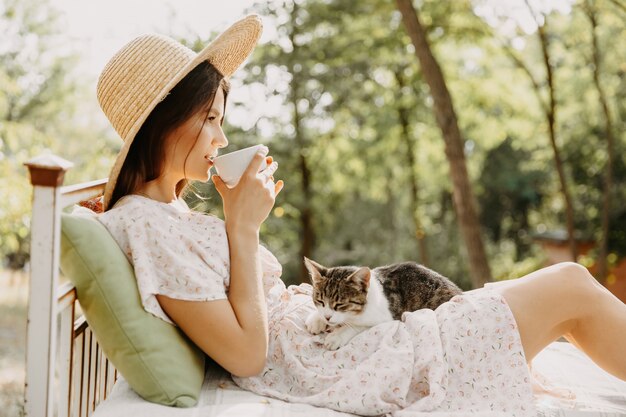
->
xmin=194 ymin=148 xmax=284 ymax=376
xmin=212 ymin=147 xmax=284 ymax=232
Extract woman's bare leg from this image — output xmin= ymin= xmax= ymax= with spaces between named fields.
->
xmin=490 ymin=262 xmax=626 ymax=381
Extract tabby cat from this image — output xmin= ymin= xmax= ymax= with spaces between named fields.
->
xmin=304 ymin=257 xmax=462 ymax=350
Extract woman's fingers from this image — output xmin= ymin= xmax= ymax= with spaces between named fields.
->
xmin=274 ymin=180 xmax=284 ymax=195
xmin=211 ymin=175 xmax=227 ymax=195
xmin=244 ymin=147 xmax=269 ymax=178
xmin=260 ymin=161 xmax=278 ymax=181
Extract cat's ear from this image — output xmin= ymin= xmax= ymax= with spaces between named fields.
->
xmin=304 ymin=257 xmax=327 ymax=284
xmin=349 ymin=267 xmax=371 ymax=289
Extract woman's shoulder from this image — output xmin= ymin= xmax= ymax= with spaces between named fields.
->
xmin=96 ymin=195 xmax=224 ymax=258
xmin=100 ymin=194 xmax=190 ymax=221
xmin=98 ymin=194 xmax=225 ymax=233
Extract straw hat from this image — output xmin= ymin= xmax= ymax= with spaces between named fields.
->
xmin=97 ymin=14 xmax=263 ymax=210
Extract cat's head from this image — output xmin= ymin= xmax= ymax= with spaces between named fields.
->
xmin=303 ymin=257 xmax=371 ymax=326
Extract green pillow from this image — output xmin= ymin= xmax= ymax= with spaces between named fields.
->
xmin=59 ymin=212 xmax=206 ymax=407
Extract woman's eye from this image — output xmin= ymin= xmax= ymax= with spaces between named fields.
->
xmin=208 ymin=116 xmax=216 ymax=122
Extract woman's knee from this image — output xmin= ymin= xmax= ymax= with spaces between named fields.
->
xmin=534 ymin=262 xmax=598 ymax=314
xmin=551 ymin=262 xmax=605 ymax=320
xmin=552 ymin=262 xmax=601 ymax=294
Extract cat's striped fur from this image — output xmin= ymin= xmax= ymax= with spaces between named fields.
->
xmin=304 ymin=257 xmax=462 ymax=350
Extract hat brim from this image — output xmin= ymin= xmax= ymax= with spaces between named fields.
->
xmin=103 ymin=15 xmax=262 ymax=210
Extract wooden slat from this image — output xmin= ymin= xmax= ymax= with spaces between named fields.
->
xmin=58 ymin=283 xmax=76 ymax=311
xmin=80 ymin=330 xmax=90 ymax=417
xmin=60 ymin=179 xmax=107 ymax=208
xmin=74 ymin=316 xmax=88 ymax=336
xmin=72 ymin=332 xmax=84 ymax=417
xmin=93 ymin=331 xmax=100 ymax=415
xmin=89 ymin=339 xmax=98 ymax=415
xmin=57 ymin=302 xmax=75 ymax=417
xmin=64 ymin=301 xmax=118 ymax=415
xmin=85 ymin=333 xmax=91 ymax=417
xmin=105 ymin=360 xmax=116 ymax=398
xmin=98 ymin=347 xmax=107 ymax=404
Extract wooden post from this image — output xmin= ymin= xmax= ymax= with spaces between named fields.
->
xmin=23 ymin=154 xmax=73 ymax=417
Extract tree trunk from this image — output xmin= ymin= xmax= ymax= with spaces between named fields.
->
xmin=498 ymin=3 xmax=579 ymax=261
xmin=536 ymin=19 xmax=578 ymax=261
xmin=586 ymin=2 xmax=615 ymax=281
xmin=384 ymin=173 xmax=400 ymax=258
xmin=394 ymin=69 xmax=430 ymax=267
xmin=288 ymin=1 xmax=316 ymax=284
xmin=396 ymin=0 xmax=492 ymax=287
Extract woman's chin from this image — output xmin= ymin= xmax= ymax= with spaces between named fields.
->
xmin=185 ymin=173 xmax=210 ymax=183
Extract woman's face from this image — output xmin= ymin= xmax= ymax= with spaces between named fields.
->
xmin=164 ymin=86 xmax=228 ymax=182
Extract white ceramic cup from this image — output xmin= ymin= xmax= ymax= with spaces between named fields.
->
xmin=212 ymin=144 xmax=268 ymax=188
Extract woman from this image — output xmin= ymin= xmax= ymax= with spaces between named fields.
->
xmin=96 ymin=15 xmax=626 ymax=416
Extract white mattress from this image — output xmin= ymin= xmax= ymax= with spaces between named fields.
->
xmin=93 ymin=342 xmax=626 ymax=417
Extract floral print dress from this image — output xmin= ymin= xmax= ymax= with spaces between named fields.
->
xmin=98 ymin=195 xmax=536 ymax=417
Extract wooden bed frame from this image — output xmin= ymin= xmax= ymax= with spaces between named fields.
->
xmin=23 ymin=154 xmax=117 ymax=417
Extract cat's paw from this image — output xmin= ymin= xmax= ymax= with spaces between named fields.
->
xmin=323 ymin=327 xmax=354 ymax=350
xmin=305 ymin=311 xmax=328 ymax=335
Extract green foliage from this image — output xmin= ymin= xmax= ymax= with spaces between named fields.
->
xmin=0 ymin=0 xmax=116 ymax=268
xmin=232 ymin=0 xmax=625 ymax=285
xmin=478 ymin=137 xmax=548 ymax=260
xmin=3 ymin=0 xmax=625 ymax=288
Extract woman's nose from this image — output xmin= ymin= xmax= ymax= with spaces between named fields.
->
xmin=214 ymin=127 xmax=228 ymax=148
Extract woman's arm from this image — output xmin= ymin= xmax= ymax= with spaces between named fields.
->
xmin=157 ymin=150 xmax=282 ymax=377
xmin=156 ymin=225 xmax=268 ymax=378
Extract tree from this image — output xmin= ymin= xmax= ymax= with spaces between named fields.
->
xmin=394 ymin=68 xmax=429 ymax=266
xmin=396 ymin=0 xmax=492 ymax=287
xmin=495 ymin=1 xmax=578 ymax=261
xmin=0 ymin=0 xmax=76 ymax=268
xmin=528 ymin=0 xmax=578 ymax=261
xmin=235 ymin=0 xmax=624 ymax=286
xmin=0 ymin=0 xmax=115 ymax=268
xmin=478 ymin=137 xmax=548 ymax=260
xmin=242 ymin=0 xmax=326 ymax=283
xmin=583 ymin=0 xmax=616 ymax=281
xmin=286 ymin=1 xmax=317 ymax=283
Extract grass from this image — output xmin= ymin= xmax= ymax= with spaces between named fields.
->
xmin=0 ymin=269 xmax=27 ymax=417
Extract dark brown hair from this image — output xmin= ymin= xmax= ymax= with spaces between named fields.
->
xmin=106 ymin=61 xmax=230 ymax=211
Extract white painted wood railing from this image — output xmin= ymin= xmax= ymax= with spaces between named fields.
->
xmin=24 ymin=154 xmax=116 ymax=417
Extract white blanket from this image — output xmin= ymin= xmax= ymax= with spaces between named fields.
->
xmin=530 ymin=343 xmax=626 ymax=416
xmin=93 ymin=342 xmax=626 ymax=417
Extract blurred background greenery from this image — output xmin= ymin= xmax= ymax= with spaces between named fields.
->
xmin=4 ymin=0 xmax=624 ymax=287
xmin=3 ymin=0 xmax=626 ymax=285
xmin=1 ymin=0 xmax=625 ymax=413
